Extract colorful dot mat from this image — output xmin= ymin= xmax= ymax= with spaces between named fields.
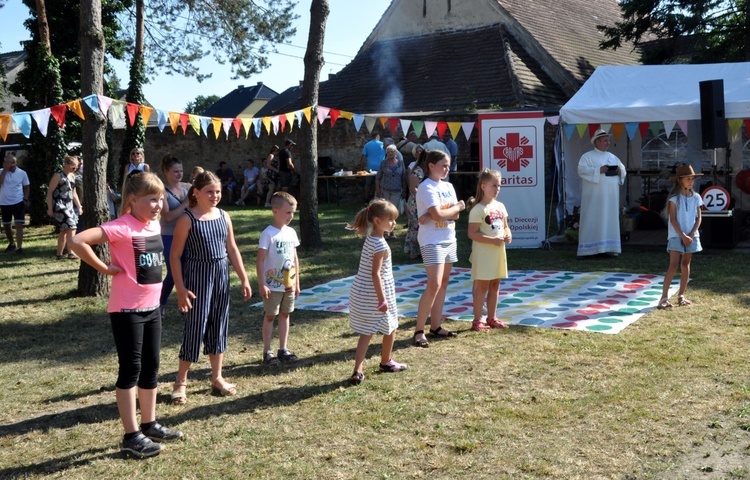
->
xmin=284 ymin=265 xmax=679 ymax=334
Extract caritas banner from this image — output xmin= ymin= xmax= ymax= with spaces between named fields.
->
xmin=478 ymin=112 xmax=545 ymax=248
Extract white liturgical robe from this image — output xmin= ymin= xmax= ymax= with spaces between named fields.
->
xmin=576 ymin=148 xmax=626 ymax=256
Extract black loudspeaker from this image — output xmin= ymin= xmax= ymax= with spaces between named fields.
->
xmin=699 ymin=79 xmax=727 ymax=149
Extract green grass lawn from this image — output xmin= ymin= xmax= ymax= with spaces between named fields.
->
xmin=1 ymin=203 xmax=749 ymax=479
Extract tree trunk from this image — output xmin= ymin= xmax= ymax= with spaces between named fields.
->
xmin=745 ymin=0 xmax=750 ymax=61
xmin=78 ymin=0 xmax=111 ymax=297
xmin=34 ymin=0 xmax=51 ymax=54
xmin=299 ymin=0 xmax=329 ymax=250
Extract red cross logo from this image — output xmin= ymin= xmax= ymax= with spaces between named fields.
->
xmin=493 ymin=132 xmax=533 ymax=172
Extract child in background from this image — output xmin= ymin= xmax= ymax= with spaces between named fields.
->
xmin=347 ymin=199 xmax=408 ymax=385
xmin=69 ymin=171 xmax=183 ymax=458
xmin=467 ymin=169 xmax=512 ymax=331
xmin=657 ymin=164 xmax=704 ymax=309
xmin=256 ymin=192 xmax=301 ymax=366
xmin=170 ymin=171 xmax=252 ymax=403
xmin=412 ymin=150 xmax=465 ymax=348
xmin=190 ymin=166 xmax=204 ymax=184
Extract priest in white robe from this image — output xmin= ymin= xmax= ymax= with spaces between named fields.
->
xmin=577 ymin=129 xmax=626 ymax=257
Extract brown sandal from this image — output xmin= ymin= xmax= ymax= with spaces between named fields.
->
xmin=677 ymin=295 xmax=692 ymax=307
xmin=657 ymin=298 xmax=673 ymax=309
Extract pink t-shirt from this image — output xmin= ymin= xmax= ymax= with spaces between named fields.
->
xmin=101 ymin=213 xmax=164 ymax=313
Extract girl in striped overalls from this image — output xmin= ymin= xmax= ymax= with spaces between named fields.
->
xmin=169 ymin=171 xmax=252 ymax=404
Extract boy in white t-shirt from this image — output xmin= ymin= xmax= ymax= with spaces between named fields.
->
xmin=256 ymin=192 xmax=301 ymax=365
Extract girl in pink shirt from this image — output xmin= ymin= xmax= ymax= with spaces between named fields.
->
xmin=70 ymin=171 xmax=183 ymax=458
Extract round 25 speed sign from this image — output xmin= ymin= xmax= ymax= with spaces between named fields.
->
xmin=701 ymin=186 xmax=730 ymax=211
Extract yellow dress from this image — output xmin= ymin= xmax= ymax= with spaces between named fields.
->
xmin=469 ymin=200 xmax=509 ymax=280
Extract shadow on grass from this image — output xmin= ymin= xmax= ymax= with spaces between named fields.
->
xmin=0 ymin=446 xmax=115 ymax=478
xmin=0 ymin=402 xmax=119 ymax=437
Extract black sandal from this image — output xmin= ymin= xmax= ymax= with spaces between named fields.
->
xmin=350 ymin=371 xmax=365 ymax=385
xmin=429 ymin=326 xmax=457 ymax=338
xmin=412 ymin=330 xmax=430 ymax=348
xmin=277 ymin=348 xmax=298 ymax=362
xmin=264 ymin=351 xmax=281 ymax=366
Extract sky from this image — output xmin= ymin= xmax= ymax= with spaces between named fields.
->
xmin=0 ymin=0 xmax=391 ymax=112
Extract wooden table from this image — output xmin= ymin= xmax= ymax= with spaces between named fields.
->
xmin=318 ymin=173 xmax=375 ymax=204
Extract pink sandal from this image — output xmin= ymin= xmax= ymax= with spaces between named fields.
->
xmin=471 ymin=319 xmax=490 ymax=332
xmin=486 ymin=318 xmax=509 ymax=329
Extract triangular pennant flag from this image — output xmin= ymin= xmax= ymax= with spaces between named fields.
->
xmin=222 ymin=118 xmax=232 ymax=140
xmin=412 ymin=121 xmax=424 ymax=138
xmin=168 ymin=112 xmax=180 ymax=133
xmin=97 ymin=95 xmax=113 ymax=117
xmin=11 ymin=113 xmax=32 ymax=138
xmin=400 ymin=119 xmax=412 ymax=135
xmin=339 ymin=110 xmax=354 ymax=121
xmin=387 ymin=118 xmax=399 ymax=134
xmin=317 ymin=106 xmax=330 ymax=125
xmin=588 ymin=123 xmax=601 ymax=138
xmin=424 ymin=121 xmax=438 ymax=138
xmin=109 ymin=101 xmax=126 ymax=128
xmin=728 ymin=118 xmax=743 ymax=139
xmin=285 ymin=112 xmax=295 ymax=132
xmin=663 ymin=120 xmax=677 ymax=138
xmin=139 ymin=106 xmax=154 ymax=126
xmin=157 ymin=110 xmax=169 ymax=132
xmin=745 ymin=119 xmax=750 ymax=134
xmin=232 ymin=118 xmax=242 ymax=139
xmin=188 ymin=114 xmax=201 ymax=136
xmin=82 ymin=95 xmax=98 ymax=115
xmin=562 ymin=123 xmax=576 ymax=140
xmin=30 ymin=108 xmax=51 ymax=137
xmin=126 ymin=103 xmax=140 ymax=127
xmin=648 ymin=121 xmax=663 ymax=138
xmin=638 ymin=122 xmax=650 ymax=139
xmin=611 ymin=123 xmax=625 ymax=141
xmin=200 ymin=117 xmax=211 ymax=137
xmin=278 ymin=114 xmax=287 ymax=133
xmin=329 ymin=109 xmax=340 ymax=126
xmin=67 ymin=99 xmax=85 ymax=120
xmin=0 ymin=115 xmax=12 ymax=142
xmin=436 ymin=122 xmax=448 ymax=138
xmin=546 ymin=115 xmax=559 ymax=126
xmin=600 ymin=123 xmax=611 ymax=133
xmin=295 ymin=110 xmax=304 ymax=128
xmin=447 ymin=122 xmax=461 ymax=140
xmin=302 ymin=107 xmax=312 ymax=125
xmin=211 ymin=117 xmax=222 ymax=139
xmin=353 ymin=114 xmax=365 ymax=132
xmin=50 ymin=104 xmax=67 ymax=128
xmin=575 ymin=124 xmax=587 ymax=138
xmin=253 ymin=118 xmax=262 ymax=137
xmin=364 ymin=117 xmax=377 ymax=133
xmin=241 ymin=118 xmax=253 ymax=139
xmin=262 ymin=117 xmax=272 ymax=135
xmin=271 ymin=116 xmax=280 ymax=135
xmin=379 ymin=117 xmax=388 ymax=129
xmin=624 ymin=122 xmax=639 ymax=140
xmin=460 ymin=122 xmax=474 ymax=140
xmin=676 ymin=120 xmax=688 ymax=136
xmin=179 ymin=113 xmax=189 ymax=135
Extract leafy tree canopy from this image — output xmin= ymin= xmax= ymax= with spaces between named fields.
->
xmin=122 ymin=0 xmax=298 ymax=82
xmin=598 ymin=0 xmax=750 ymax=64
xmin=184 ymin=94 xmax=221 ymax=115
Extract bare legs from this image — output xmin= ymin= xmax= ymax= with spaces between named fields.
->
xmin=414 ymin=263 xmax=453 ymax=343
xmin=116 ymin=386 xmax=156 ymax=433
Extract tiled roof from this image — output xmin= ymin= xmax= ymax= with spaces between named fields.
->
xmin=204 ymin=82 xmax=278 ymax=117
xmin=257 ymin=25 xmax=568 ymax=116
xmin=0 ymin=51 xmax=29 ymax=114
xmin=495 ymin=0 xmax=640 ymax=85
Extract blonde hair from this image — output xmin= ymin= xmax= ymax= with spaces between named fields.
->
xmin=347 ymin=198 xmax=399 ymax=238
xmin=120 ymin=171 xmax=164 ymax=216
xmin=467 ymin=169 xmax=502 ymax=211
xmin=270 ymin=191 xmax=297 ymax=209
xmin=191 ymin=166 xmax=204 ymax=179
xmin=129 ymin=148 xmax=144 ymax=162
xmin=188 ymin=171 xmax=221 ymax=208
xmin=63 ymin=155 xmax=79 ymax=167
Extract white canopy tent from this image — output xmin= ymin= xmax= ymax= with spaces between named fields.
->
xmin=556 ymin=62 xmax=750 ymax=218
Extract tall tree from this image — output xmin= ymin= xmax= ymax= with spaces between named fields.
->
xmin=298 ymin=0 xmax=329 ymax=250
xmin=599 ymin=0 xmax=750 ymax=63
xmin=184 ymin=95 xmax=221 ymax=115
xmin=79 ymin=0 xmax=110 ymax=296
xmin=118 ymin=0 xmax=145 ymax=189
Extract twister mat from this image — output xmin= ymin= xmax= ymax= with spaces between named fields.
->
xmin=289 ymin=265 xmax=679 ymax=334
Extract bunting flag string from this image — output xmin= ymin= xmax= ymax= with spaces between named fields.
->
xmin=5 ymin=92 xmax=750 ymax=147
